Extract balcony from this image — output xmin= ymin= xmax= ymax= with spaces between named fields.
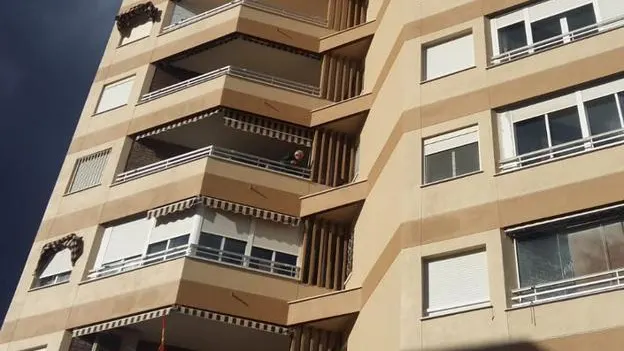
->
xmin=87 ymin=243 xmax=300 ymax=281
xmin=115 ymin=107 xmax=313 ymax=184
xmin=141 ymin=34 xmax=322 ymax=103
xmin=162 ymin=0 xmax=328 ymax=35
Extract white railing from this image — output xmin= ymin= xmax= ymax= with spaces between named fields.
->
xmin=139 ymin=65 xmax=320 ymax=103
xmin=491 ymin=14 xmax=624 ymax=65
xmin=86 ymin=244 xmax=300 ymax=280
xmin=499 ymin=127 xmax=624 ymax=172
xmin=113 ymin=144 xmax=311 ymax=184
xmin=160 ymin=0 xmax=327 ymax=34
xmin=511 ymin=267 xmax=624 ymax=307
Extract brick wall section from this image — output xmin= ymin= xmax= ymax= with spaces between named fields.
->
xmin=125 ymin=138 xmax=194 ymax=171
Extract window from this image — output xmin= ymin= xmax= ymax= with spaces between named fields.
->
xmin=65 ymin=149 xmax=111 ymax=194
xmin=490 ymin=1 xmax=610 ymax=62
xmin=33 ymin=249 xmax=72 ymax=288
xmin=423 ymin=33 xmax=475 ymax=81
xmin=423 ymin=126 xmax=480 ymax=184
xmin=511 ymin=205 xmax=624 ymax=305
xmin=498 ymin=78 xmax=624 ymax=170
xmin=249 ymin=247 xmax=298 ymax=277
xmin=93 ymin=216 xmax=151 ymax=276
xmin=119 ymin=21 xmax=153 ymax=46
xmin=147 ymin=234 xmax=190 ymax=261
xmin=95 ymin=76 xmax=135 ymax=114
xmin=198 ymin=233 xmax=247 ymax=265
xmin=424 ymin=250 xmax=490 ymax=316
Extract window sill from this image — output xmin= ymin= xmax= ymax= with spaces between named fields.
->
xmin=28 ymin=280 xmax=70 ymax=292
xmin=63 ymin=183 xmax=102 ymax=197
xmin=421 ymin=303 xmax=492 ymax=320
xmin=92 ymin=103 xmax=128 ymax=117
xmin=420 ymin=66 xmax=477 ymax=84
xmin=421 ymin=169 xmax=483 ymax=188
xmin=117 ymin=35 xmax=150 ymax=48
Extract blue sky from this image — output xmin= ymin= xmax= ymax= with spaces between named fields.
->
xmin=0 ymin=0 xmax=122 ymax=320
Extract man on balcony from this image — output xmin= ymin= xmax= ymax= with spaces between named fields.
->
xmin=281 ymin=150 xmax=305 ymax=166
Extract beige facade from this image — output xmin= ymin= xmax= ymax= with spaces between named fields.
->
xmin=4 ymin=0 xmax=624 ymax=350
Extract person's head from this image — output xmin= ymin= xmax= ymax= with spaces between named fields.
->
xmin=294 ymin=150 xmax=304 ymax=160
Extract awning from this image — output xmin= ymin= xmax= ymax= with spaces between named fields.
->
xmin=71 ymin=305 xmax=289 ymax=337
xmin=147 ymin=195 xmax=301 ymax=226
xmin=35 ymin=233 xmax=83 ymax=276
xmin=115 ymin=2 xmax=160 ymax=32
xmin=135 ymin=108 xmax=222 ymax=140
xmin=223 ymin=109 xmax=312 ymax=147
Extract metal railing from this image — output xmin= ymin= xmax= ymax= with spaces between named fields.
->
xmin=139 ymin=66 xmax=320 ymax=103
xmin=113 ymin=144 xmax=311 ymax=184
xmin=511 ymin=267 xmax=624 ymax=307
xmin=86 ymin=244 xmax=300 ymax=280
xmin=491 ymin=14 xmax=624 ymax=64
xmin=499 ymin=127 xmax=624 ymax=172
xmin=160 ymin=0 xmax=327 ymax=34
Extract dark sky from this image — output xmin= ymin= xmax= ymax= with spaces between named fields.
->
xmin=0 ymin=0 xmax=122 ymax=321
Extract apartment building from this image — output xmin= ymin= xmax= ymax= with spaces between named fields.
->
xmin=2 ymin=0 xmax=624 ymax=350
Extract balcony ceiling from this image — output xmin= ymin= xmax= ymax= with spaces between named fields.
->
xmin=127 ymin=312 xmax=289 ymax=351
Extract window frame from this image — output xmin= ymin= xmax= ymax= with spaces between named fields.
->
xmin=423 ymin=248 xmax=491 ymax=317
xmin=94 ymin=75 xmax=136 ymax=115
xmin=422 ymin=125 xmax=481 ymax=185
xmin=422 ymin=31 xmax=476 ymax=82
xmin=508 ymin=203 xmax=624 ymax=306
xmin=65 ymin=148 xmax=112 ymax=195
xmin=118 ymin=20 xmax=154 ymax=47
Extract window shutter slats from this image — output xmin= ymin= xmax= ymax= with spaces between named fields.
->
xmin=100 ymin=217 xmax=151 ymax=265
xmin=66 ymin=149 xmax=111 ymax=194
xmin=426 ymin=250 xmax=490 ymax=315
xmin=95 ymin=76 xmax=135 ymax=114
xmin=40 ymin=248 xmax=72 ymax=278
xmin=424 ymin=126 xmax=479 ymax=155
xmin=424 ymin=33 xmax=475 ymax=80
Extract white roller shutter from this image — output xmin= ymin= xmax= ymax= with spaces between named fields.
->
xmin=424 ymin=33 xmax=475 ymax=81
xmin=202 ymin=209 xmax=251 ymax=241
xmin=424 ymin=125 xmax=478 ymax=155
xmin=598 ymin=0 xmax=624 ymax=21
xmin=98 ymin=217 xmax=151 ymax=265
xmin=120 ymin=21 xmax=153 ymax=46
xmin=426 ymin=250 xmax=490 ymax=316
xmin=528 ymin=0 xmax=593 ymax=22
xmin=252 ymin=219 xmax=301 ymax=255
xmin=150 ymin=210 xmax=194 ymax=243
xmin=40 ymin=249 xmax=72 ymax=278
xmin=95 ymin=76 xmax=135 ymax=114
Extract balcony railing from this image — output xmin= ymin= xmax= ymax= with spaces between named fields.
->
xmin=499 ymin=127 xmax=624 ymax=172
xmin=86 ymin=244 xmax=301 ymax=280
xmin=491 ymin=14 xmax=624 ymax=65
xmin=139 ymin=66 xmax=320 ymax=103
xmin=160 ymin=0 xmax=327 ymax=34
xmin=511 ymin=267 xmax=624 ymax=307
xmin=114 ymin=145 xmax=311 ymax=184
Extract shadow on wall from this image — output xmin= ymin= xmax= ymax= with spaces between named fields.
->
xmin=425 ymin=341 xmax=545 ymax=351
